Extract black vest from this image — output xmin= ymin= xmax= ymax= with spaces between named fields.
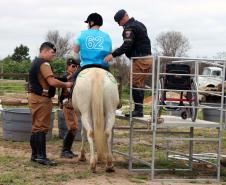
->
xmin=28 ymin=58 xmax=56 ymax=98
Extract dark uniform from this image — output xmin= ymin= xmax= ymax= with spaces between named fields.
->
xmin=28 ymin=57 xmax=57 ymax=166
xmin=28 ymin=41 xmax=70 ymax=167
xmin=59 ymin=58 xmax=80 ymax=158
xmin=29 ymin=58 xmax=55 ymax=132
xmin=113 ymin=9 xmax=152 ymax=117
xmin=29 ymin=42 xmax=73 ymax=165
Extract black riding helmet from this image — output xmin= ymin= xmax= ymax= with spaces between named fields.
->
xmin=66 ymin=58 xmax=80 ymax=67
xmin=85 ymin=13 xmax=103 ymax=28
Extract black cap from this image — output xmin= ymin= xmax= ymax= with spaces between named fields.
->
xmin=84 ymin=13 xmax=103 ymax=26
xmin=40 ymin=42 xmax=56 ymax=53
xmin=66 ymin=58 xmax=80 ymax=66
xmin=114 ymin=9 xmax=126 ymax=23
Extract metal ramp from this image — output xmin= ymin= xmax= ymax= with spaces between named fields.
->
xmin=113 ymin=56 xmax=226 ymax=182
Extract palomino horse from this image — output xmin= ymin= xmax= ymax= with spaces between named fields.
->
xmin=72 ymin=68 xmax=119 ymax=172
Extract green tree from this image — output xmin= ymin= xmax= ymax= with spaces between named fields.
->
xmin=2 ymin=60 xmax=31 ymax=73
xmin=51 ymin=58 xmax=66 ymax=76
xmin=11 ymin=44 xmax=30 ymax=62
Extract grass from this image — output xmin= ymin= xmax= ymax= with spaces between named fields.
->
xmin=133 ymin=144 xmax=151 ymax=158
xmin=128 ymin=174 xmax=148 ymax=183
xmin=52 ymin=173 xmax=74 ymax=182
xmin=0 ymin=171 xmax=31 ymax=185
xmin=0 ymin=155 xmax=17 ymax=165
xmin=0 ymin=153 xmax=89 ymax=185
xmin=0 ymin=156 xmax=35 ymax=185
xmin=75 ymin=170 xmax=91 ymax=179
xmin=1 ymin=81 xmax=226 ymax=183
xmin=0 ymin=82 xmax=26 ymax=93
xmin=0 ymin=125 xmax=226 ymax=184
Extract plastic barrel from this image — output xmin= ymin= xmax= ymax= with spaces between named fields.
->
xmin=1 ymin=108 xmax=54 ymax=141
xmin=202 ymin=103 xmax=225 ymax=122
xmin=57 ymin=110 xmax=82 ymax=141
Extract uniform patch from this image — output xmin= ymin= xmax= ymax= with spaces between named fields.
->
xmin=125 ymin=30 xmax=132 ymax=38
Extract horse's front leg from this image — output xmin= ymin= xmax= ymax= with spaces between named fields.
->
xmin=79 ymin=125 xmax=87 ymax=162
xmin=80 ymin=113 xmax=96 ymax=172
xmin=105 ymin=112 xmax=115 ymax=173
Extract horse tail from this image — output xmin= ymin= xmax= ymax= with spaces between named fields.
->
xmin=91 ymin=71 xmax=107 ymax=161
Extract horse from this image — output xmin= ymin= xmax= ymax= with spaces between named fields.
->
xmin=72 ymin=67 xmax=119 ymax=172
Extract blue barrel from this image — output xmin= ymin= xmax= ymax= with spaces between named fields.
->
xmin=57 ymin=110 xmax=82 ymax=141
xmin=1 ymin=108 xmax=54 ymax=141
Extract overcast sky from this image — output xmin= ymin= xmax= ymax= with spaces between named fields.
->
xmin=0 ymin=0 xmax=226 ymax=59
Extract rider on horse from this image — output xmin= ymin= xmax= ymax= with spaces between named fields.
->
xmin=72 ymin=12 xmax=112 ymax=82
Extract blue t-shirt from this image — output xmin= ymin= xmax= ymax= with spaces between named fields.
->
xmin=74 ymin=29 xmax=112 ymax=68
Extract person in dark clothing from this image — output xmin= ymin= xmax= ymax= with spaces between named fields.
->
xmin=104 ymin=9 xmax=152 ymax=117
xmin=28 ymin=42 xmax=73 ymax=166
xmin=59 ymin=58 xmax=80 ymax=158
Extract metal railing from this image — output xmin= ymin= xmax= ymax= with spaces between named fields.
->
xmin=114 ymin=56 xmax=226 ymax=182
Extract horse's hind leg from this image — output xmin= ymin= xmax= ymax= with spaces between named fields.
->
xmin=79 ymin=126 xmax=87 ymax=162
xmin=80 ymin=113 xmax=96 ymax=172
xmin=105 ymin=112 xmax=115 ymax=173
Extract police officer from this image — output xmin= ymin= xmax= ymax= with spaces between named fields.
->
xmin=59 ymin=58 xmax=80 ymax=158
xmin=104 ymin=9 xmax=152 ymax=117
xmin=72 ymin=12 xmax=112 ymax=82
xmin=28 ymin=42 xmax=73 ymax=166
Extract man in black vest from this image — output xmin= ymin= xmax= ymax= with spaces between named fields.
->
xmin=105 ymin=9 xmax=152 ymax=117
xmin=28 ymin=42 xmax=72 ymax=166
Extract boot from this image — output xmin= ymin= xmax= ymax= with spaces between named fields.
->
xmin=35 ymin=132 xmax=57 ymax=166
xmin=30 ymin=133 xmax=37 ymax=162
xmin=61 ymin=131 xmax=78 ymax=158
xmin=137 ymin=89 xmax=144 ymax=115
xmin=125 ymin=110 xmax=143 ymax=117
xmin=125 ymin=88 xmax=144 ymax=117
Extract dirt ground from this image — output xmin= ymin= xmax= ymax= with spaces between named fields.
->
xmin=0 ymin=145 xmax=223 ymax=185
xmin=0 ymin=122 xmax=225 ymax=185
xmin=0 ymin=92 xmax=226 ymax=184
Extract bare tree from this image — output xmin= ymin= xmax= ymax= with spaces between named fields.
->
xmin=46 ymin=30 xmax=72 ymax=58
xmin=156 ymin=31 xmax=190 ymax=57
xmin=215 ymin=52 xmax=226 ymax=59
xmin=110 ymin=55 xmax=130 ymax=86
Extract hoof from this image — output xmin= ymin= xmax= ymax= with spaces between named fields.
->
xmin=90 ymin=165 xmax=96 ymax=173
xmin=78 ymin=156 xmax=86 ymax=162
xmin=91 ymin=168 xmax=96 ymax=173
xmin=105 ymin=165 xmax=115 ymax=173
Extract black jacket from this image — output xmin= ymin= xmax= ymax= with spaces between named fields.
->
xmin=112 ymin=18 xmax=151 ymax=58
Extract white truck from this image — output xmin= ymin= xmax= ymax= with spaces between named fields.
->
xmin=198 ymin=66 xmax=222 ymax=89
